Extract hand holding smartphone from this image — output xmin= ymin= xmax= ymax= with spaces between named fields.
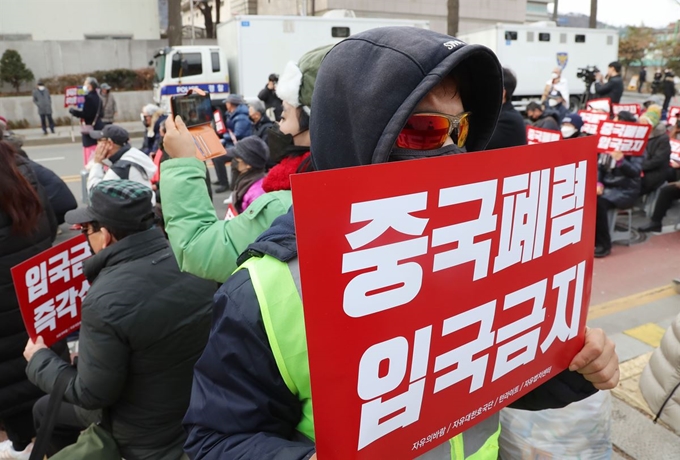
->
xmin=170 ymin=89 xmax=226 ymax=161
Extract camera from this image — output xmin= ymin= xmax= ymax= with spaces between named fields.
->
xmin=577 ymin=66 xmax=600 ymax=85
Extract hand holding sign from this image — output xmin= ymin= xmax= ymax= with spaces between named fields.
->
xmin=568 ymin=327 xmax=619 ymax=390
xmin=595 ymin=120 xmax=651 ymax=156
xmin=24 ymin=336 xmax=47 ymax=362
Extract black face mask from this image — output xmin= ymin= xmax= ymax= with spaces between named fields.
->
xmin=267 ymin=125 xmax=309 ymax=164
xmin=390 ymin=144 xmax=467 ymax=162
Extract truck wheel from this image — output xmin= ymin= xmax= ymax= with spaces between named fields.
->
xmin=569 ymin=96 xmax=582 ymax=112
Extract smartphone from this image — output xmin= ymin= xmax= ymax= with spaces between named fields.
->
xmin=170 ymin=90 xmax=226 ymax=161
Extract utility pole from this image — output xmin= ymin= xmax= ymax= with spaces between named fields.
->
xmin=589 ymin=0 xmax=598 ymax=29
xmin=168 ymin=0 xmax=183 ymax=46
xmin=190 ymin=0 xmax=196 ymax=44
xmin=552 ymin=0 xmax=559 ymax=23
xmin=447 ymin=0 xmax=459 ymax=37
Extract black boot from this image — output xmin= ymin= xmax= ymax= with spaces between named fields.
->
xmin=594 ymin=246 xmax=611 ymax=258
xmin=638 ymin=221 xmax=662 ymax=233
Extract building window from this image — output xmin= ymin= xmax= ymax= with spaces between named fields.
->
xmin=527 ymin=31 xmax=534 ymax=42
xmin=171 ymin=52 xmax=203 ymax=78
xmin=575 ymin=34 xmax=586 ymax=43
xmin=505 ymin=31 xmax=518 ymax=41
xmin=211 ymin=51 xmax=220 ymax=72
xmin=332 ymin=27 xmax=350 ymax=38
xmin=539 ymin=33 xmax=550 ymax=42
xmin=607 ymin=36 xmax=614 ymax=45
xmin=560 ymin=33 xmax=567 ymax=43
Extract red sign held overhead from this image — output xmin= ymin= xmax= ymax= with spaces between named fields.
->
xmin=11 ymin=235 xmax=91 ymax=347
xmin=612 ymin=103 xmax=642 ymax=117
xmin=526 ymin=126 xmax=562 ymax=145
xmin=291 ymin=137 xmax=598 ymax=460
xmin=595 ymin=120 xmax=651 ymax=156
xmin=578 ymin=110 xmax=610 ymax=135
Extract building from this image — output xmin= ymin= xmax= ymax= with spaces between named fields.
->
xmin=181 ymin=0 xmax=550 ymax=36
xmin=0 ymin=0 xmax=160 ymax=40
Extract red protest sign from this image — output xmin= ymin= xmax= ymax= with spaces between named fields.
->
xmin=291 ymin=137 xmax=598 ymax=460
xmin=586 ymin=97 xmax=611 ymax=114
xmin=63 ymin=86 xmax=85 ymax=109
xmin=595 ymin=120 xmax=651 ymax=156
xmin=213 ymin=110 xmax=227 ymax=135
xmin=612 ymin=103 xmax=641 ymax=117
xmin=11 ymin=235 xmax=91 ymax=347
xmin=668 ymin=107 xmax=680 ymax=127
xmin=224 ymin=203 xmax=239 ymax=220
xmin=526 ymin=126 xmax=562 ymax=145
xmin=670 ymin=138 xmax=680 ymax=163
xmin=578 ymin=110 xmax=610 ymax=135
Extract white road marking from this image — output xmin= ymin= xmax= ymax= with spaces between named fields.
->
xmin=34 ymin=156 xmax=66 ymax=162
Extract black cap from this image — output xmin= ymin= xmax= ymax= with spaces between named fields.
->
xmin=233 ymin=136 xmax=269 ymax=170
xmin=268 ymin=73 xmax=279 ymax=82
xmin=90 ymin=124 xmax=130 ymax=146
xmin=65 ymin=180 xmax=153 ymax=231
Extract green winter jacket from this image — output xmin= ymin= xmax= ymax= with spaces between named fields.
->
xmin=160 ymin=158 xmax=292 ymax=283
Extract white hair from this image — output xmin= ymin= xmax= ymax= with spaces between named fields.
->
xmin=142 ymin=104 xmax=161 ymax=116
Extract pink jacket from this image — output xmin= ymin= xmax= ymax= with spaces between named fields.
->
xmin=242 ymin=178 xmax=265 ymax=211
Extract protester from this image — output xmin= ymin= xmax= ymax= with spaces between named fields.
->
xmin=32 ymin=82 xmax=55 ymax=135
xmin=643 ymin=94 xmax=664 ymax=110
xmin=86 ymin=125 xmax=157 ymax=203
xmin=662 ymin=70 xmax=677 ymax=114
xmin=213 ymin=94 xmax=252 ymax=193
xmin=160 ymin=46 xmax=329 ymax=284
xmin=638 ymin=105 xmax=671 ymax=196
xmin=487 ymin=68 xmax=527 ymax=150
xmin=258 ymin=73 xmax=283 ymax=121
xmin=546 ymin=90 xmax=569 ymax=121
xmin=183 ymin=27 xmax=620 ymax=460
xmin=99 ymin=83 xmax=117 ymax=125
xmin=140 ymin=103 xmax=166 ymax=155
xmin=652 ymin=68 xmax=664 ymax=94
xmin=594 ymin=61 xmax=624 ymax=104
xmin=230 ymin=136 xmax=268 ymax=213
xmin=0 ymin=141 xmax=60 ymax=460
xmin=561 ymin=113 xmax=586 ymax=139
xmin=526 ymin=101 xmax=559 ymax=131
xmin=24 ymin=180 xmax=215 ymax=459
xmin=249 ymin=100 xmax=274 ymax=144
xmin=638 ymin=66 xmax=647 ymax=93
xmin=69 ymin=76 xmax=103 ymax=165
xmin=542 ymin=67 xmax=570 ymax=109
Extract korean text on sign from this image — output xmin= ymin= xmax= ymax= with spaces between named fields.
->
xmin=586 ymin=98 xmax=611 ymax=114
xmin=668 ymin=107 xmax=680 ymax=127
xmin=671 ymin=139 xmax=680 ymax=163
xmin=578 ymin=110 xmax=610 ymax=135
xmin=526 ymin=126 xmax=561 ymax=145
xmin=595 ymin=120 xmax=651 ymax=156
xmin=11 ymin=235 xmax=91 ymax=347
xmin=292 ymin=136 xmax=598 ymax=460
xmin=63 ymin=86 xmax=86 ymax=109
xmin=213 ymin=110 xmax=227 ymax=135
xmin=612 ymin=104 xmax=641 ymax=117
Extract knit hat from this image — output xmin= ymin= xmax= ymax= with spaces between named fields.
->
xmin=276 ymin=44 xmax=334 ymax=115
xmin=233 ymin=136 xmax=269 ymax=170
xmin=616 ymin=110 xmax=637 ymax=123
xmin=640 ymin=104 xmax=661 ymax=127
xmin=561 ymin=113 xmax=584 ymax=131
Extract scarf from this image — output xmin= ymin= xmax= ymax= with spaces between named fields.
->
xmin=232 ymin=169 xmax=265 ymax=213
xmin=262 ymin=152 xmax=311 ymax=192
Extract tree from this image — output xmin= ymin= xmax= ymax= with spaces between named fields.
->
xmin=589 ymin=0 xmax=597 ymax=29
xmin=168 ymin=0 xmax=183 ymax=46
xmin=0 ymin=49 xmax=34 ymax=93
xmin=196 ymin=0 xmax=214 ymax=38
xmin=618 ymin=26 xmax=655 ymax=68
xmin=447 ymin=0 xmax=459 ymax=37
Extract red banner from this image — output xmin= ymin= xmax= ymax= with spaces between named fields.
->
xmin=668 ymin=107 xmax=680 ymax=127
xmin=224 ymin=203 xmax=239 ymax=220
xmin=526 ymin=126 xmax=562 ymax=145
xmin=578 ymin=110 xmax=610 ymax=135
xmin=671 ymin=138 xmax=680 ymax=164
xmin=213 ymin=110 xmax=227 ymax=135
xmin=595 ymin=120 xmax=651 ymax=156
xmin=585 ymin=97 xmax=611 ymax=114
xmin=612 ymin=103 xmax=642 ymax=117
xmin=291 ymin=137 xmax=598 ymax=460
xmin=63 ymin=86 xmax=85 ymax=109
xmin=11 ymin=235 xmax=91 ymax=347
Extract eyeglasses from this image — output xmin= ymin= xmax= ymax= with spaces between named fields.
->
xmin=397 ymin=112 xmax=471 ymax=150
xmin=80 ymin=225 xmax=100 ymax=237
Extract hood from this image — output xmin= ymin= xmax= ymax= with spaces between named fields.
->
xmin=310 ymin=27 xmax=503 ymax=171
xmin=120 ymin=147 xmax=158 ymax=177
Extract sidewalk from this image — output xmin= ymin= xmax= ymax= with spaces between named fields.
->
xmin=12 ymin=121 xmax=145 ymax=147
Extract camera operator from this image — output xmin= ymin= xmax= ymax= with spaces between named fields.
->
xmin=594 ymin=61 xmax=624 ymax=103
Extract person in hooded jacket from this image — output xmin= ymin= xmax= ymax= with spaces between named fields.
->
xmin=179 ymin=27 xmax=619 ymax=460
xmin=487 ymin=68 xmax=526 ymax=150
xmin=69 ymin=77 xmax=103 ymax=166
xmin=638 ymin=105 xmax=671 ymax=196
xmin=0 ymin=141 xmax=62 ymax=460
xmin=159 ymin=45 xmax=330 ymax=285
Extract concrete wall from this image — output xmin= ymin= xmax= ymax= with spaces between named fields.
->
xmin=0 ymin=91 xmax=154 ymax=127
xmin=0 ymin=0 xmax=160 ymax=40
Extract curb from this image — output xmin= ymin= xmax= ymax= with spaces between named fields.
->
xmin=22 ymin=130 xmax=146 ymax=147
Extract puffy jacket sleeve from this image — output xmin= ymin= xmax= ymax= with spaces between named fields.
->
xmin=183 ymin=270 xmax=316 ymax=460
xmin=232 ymin=114 xmax=252 ymax=140
xmin=618 ymin=155 xmax=643 ymax=178
xmin=160 ymin=158 xmax=292 ymax=283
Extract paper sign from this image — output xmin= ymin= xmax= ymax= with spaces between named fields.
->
xmin=578 ymin=110 xmax=610 ymax=135
xmin=595 ymin=120 xmax=651 ymax=156
xmin=612 ymin=103 xmax=641 ymax=117
xmin=11 ymin=235 xmax=91 ymax=347
xmin=291 ymin=136 xmax=598 ymax=460
xmin=668 ymin=107 xmax=680 ymax=127
xmin=670 ymin=138 xmax=680 ymax=163
xmin=224 ymin=203 xmax=239 ymax=220
xmin=586 ymin=98 xmax=611 ymax=114
xmin=527 ymin=126 xmax=562 ymax=145
xmin=64 ymin=86 xmax=85 ymax=109
xmin=213 ymin=110 xmax=227 ymax=135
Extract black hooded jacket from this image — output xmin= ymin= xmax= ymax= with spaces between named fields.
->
xmin=183 ymin=27 xmax=596 ymax=460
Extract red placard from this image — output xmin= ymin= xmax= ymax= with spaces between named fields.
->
xmin=670 ymin=138 xmax=680 ymax=163
xmin=11 ymin=235 xmax=91 ymax=347
xmin=612 ymin=103 xmax=641 ymax=117
xmin=63 ymin=86 xmax=85 ymax=109
xmin=291 ymin=137 xmax=598 ymax=460
xmin=213 ymin=110 xmax=227 ymax=135
xmin=526 ymin=126 xmax=562 ymax=145
xmin=585 ymin=97 xmax=611 ymax=114
xmin=578 ymin=110 xmax=610 ymax=135
xmin=595 ymin=120 xmax=651 ymax=156
xmin=224 ymin=203 xmax=239 ymax=220
xmin=668 ymin=107 xmax=680 ymax=127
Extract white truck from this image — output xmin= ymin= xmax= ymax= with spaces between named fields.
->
xmin=458 ymin=22 xmax=620 ymax=111
xmin=151 ymin=15 xmax=429 ymax=112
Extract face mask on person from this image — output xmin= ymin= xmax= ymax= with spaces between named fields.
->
xmin=37 ymin=85 xmax=45 ymax=91
xmin=267 ymin=125 xmax=309 ymax=164
xmin=561 ymin=125 xmax=577 ymax=139
xmin=548 ymin=99 xmax=559 ymax=107
xmin=390 ymin=143 xmax=466 ymax=162
xmin=82 ymin=85 xmax=89 ymax=93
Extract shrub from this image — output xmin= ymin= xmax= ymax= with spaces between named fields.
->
xmin=6 ymin=118 xmax=30 ymax=129
xmin=0 ymin=50 xmax=34 ymax=93
xmin=43 ymin=68 xmax=153 ymax=94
